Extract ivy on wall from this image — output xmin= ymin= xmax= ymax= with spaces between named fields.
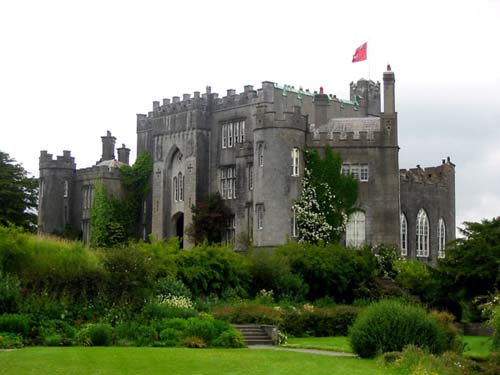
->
xmin=293 ymin=146 xmax=358 ymax=244
xmin=90 ymin=152 xmax=153 ymax=247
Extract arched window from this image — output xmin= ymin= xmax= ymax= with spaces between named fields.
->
xmin=346 ymin=211 xmax=365 ymax=248
xmin=173 ymin=176 xmax=178 ymax=202
xmin=416 ymin=209 xmax=429 ymax=257
xmin=438 ymin=218 xmax=446 ymax=258
xmin=400 ymin=213 xmax=408 ymax=256
xmin=178 ymin=172 xmax=183 ymax=202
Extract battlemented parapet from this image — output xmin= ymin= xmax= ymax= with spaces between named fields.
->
xmin=39 ymin=150 xmax=76 ymax=170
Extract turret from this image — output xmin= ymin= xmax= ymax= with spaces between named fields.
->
xmin=350 ymin=79 xmax=381 ymax=116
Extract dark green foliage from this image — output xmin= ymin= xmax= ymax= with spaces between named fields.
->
xmin=77 ymin=323 xmax=114 ymax=346
xmin=155 ymin=318 xmax=188 ymax=333
xmin=349 ymin=300 xmax=450 ymax=358
xmin=184 ymin=317 xmax=217 ymax=343
xmin=213 ymin=329 xmax=246 ymax=348
xmin=0 ymin=271 xmax=21 ymax=313
xmin=143 ymin=303 xmax=196 ymax=320
xmin=0 ymin=332 xmax=23 ymax=348
xmin=38 ymin=319 xmax=76 ymax=346
xmin=281 ymin=306 xmax=360 ymax=337
xmin=247 ymin=249 xmax=308 ymax=302
xmin=439 ymin=217 xmax=500 ymax=300
xmin=156 ymin=276 xmax=191 ymax=298
xmin=101 ymin=246 xmax=156 ymax=306
xmin=114 ymin=322 xmax=157 ymax=346
xmin=185 ymin=193 xmax=231 ymax=245
xmin=177 ymin=243 xmax=250 ymax=297
xmin=371 ymin=244 xmax=401 ymax=279
xmin=0 ymin=151 xmax=38 ymax=231
xmin=276 ymin=242 xmax=377 ymax=302
xmin=0 ymin=313 xmax=31 ymax=337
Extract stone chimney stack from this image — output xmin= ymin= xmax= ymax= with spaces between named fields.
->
xmin=101 ymin=130 xmax=116 ymax=162
xmin=117 ymin=144 xmax=131 ymax=165
xmin=383 ymin=64 xmax=395 ymax=114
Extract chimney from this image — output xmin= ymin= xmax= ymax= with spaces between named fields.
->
xmin=101 ymin=131 xmax=116 ymax=162
xmin=117 ymin=144 xmax=130 ymax=165
xmin=383 ymin=64 xmax=395 ymax=114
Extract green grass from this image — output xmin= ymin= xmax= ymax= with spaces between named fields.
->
xmin=463 ymin=335 xmax=493 ymax=358
xmin=0 ymin=347 xmax=396 ymax=375
xmin=282 ymin=336 xmax=352 ymax=353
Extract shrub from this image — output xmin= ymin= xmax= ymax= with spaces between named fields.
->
xmin=155 ymin=318 xmax=188 ymax=333
xmin=211 ymin=303 xmax=282 ymax=325
xmin=430 ymin=310 xmax=462 ymax=353
xmin=213 ymin=329 xmax=246 ymax=348
xmin=0 ymin=271 xmax=21 ymax=313
xmin=159 ymin=328 xmax=180 ymax=342
xmin=143 ymin=303 xmax=196 ymax=320
xmin=156 ymin=276 xmax=191 ymax=299
xmin=184 ymin=318 xmax=217 ymax=343
xmin=114 ymin=321 xmax=157 ymax=346
xmin=38 ymin=319 xmax=76 ymax=346
xmin=0 ymin=332 xmax=23 ymax=348
xmin=0 ymin=313 xmax=31 ymax=337
xmin=349 ymin=300 xmax=448 ymax=358
xmin=76 ymin=323 xmax=113 ymax=346
xmin=490 ymin=305 xmax=500 ymax=349
xmin=43 ymin=334 xmax=63 ymax=346
xmin=281 ymin=305 xmax=360 ymax=337
xmin=182 ymin=336 xmax=207 ymax=348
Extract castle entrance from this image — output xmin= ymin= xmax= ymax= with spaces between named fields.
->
xmin=175 ymin=213 xmax=184 ymax=248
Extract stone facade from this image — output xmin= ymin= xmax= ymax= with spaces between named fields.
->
xmin=38 ymin=67 xmax=456 ymax=260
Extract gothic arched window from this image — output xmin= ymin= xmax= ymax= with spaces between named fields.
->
xmin=416 ymin=209 xmax=430 ymax=257
xmin=401 ymin=213 xmax=408 ymax=256
xmin=438 ymin=218 xmax=446 ymax=258
xmin=346 ymin=211 xmax=366 ymax=248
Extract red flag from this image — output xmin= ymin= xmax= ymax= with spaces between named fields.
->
xmin=352 ymin=42 xmax=367 ymax=63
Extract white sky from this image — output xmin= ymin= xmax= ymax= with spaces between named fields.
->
xmin=1 ymin=0 xmax=499 ymax=230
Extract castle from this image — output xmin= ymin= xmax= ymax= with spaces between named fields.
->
xmin=38 ymin=67 xmax=455 ymax=261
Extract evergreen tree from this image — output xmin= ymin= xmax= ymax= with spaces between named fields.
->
xmin=0 ymin=151 xmax=38 ymax=231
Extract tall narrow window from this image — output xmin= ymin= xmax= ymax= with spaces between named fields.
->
xmin=220 ymin=166 xmax=236 ymax=199
xmin=291 ymin=148 xmax=300 ymax=176
xmin=258 ymin=143 xmax=264 ymax=167
xmin=225 ymin=215 xmax=236 ymax=243
xmin=178 ymin=172 xmax=183 ymax=202
xmin=40 ymin=179 xmax=44 ymax=200
xmin=256 ymin=204 xmax=264 ymax=230
xmin=350 ymin=165 xmax=360 ymax=180
xmin=222 ymin=124 xmax=228 ymax=149
xmin=438 ymin=218 xmax=446 ymax=258
xmin=401 ymin=213 xmax=408 ymax=256
xmin=64 ymin=180 xmax=69 ymax=198
xmin=234 ymin=121 xmax=240 ymax=145
xmin=360 ymin=164 xmax=369 ymax=181
xmin=228 ymin=122 xmax=233 ymax=147
xmin=291 ymin=207 xmax=298 ymax=237
xmin=248 ymin=164 xmax=253 ymax=190
xmin=341 ymin=164 xmax=350 ymax=176
xmin=345 ymin=211 xmax=366 ymax=248
xmin=173 ymin=176 xmax=178 ymax=202
xmin=240 ymin=121 xmax=245 ymax=143
xmin=416 ymin=209 xmax=430 ymax=257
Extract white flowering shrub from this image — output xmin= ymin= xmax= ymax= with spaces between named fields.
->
xmin=293 ymin=147 xmax=357 ymax=244
xmin=158 ymin=294 xmax=194 ymax=309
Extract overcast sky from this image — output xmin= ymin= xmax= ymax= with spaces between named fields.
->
xmin=1 ymin=0 xmax=499 ymax=230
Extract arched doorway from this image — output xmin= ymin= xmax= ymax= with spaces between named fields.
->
xmin=174 ymin=213 xmax=184 ymax=248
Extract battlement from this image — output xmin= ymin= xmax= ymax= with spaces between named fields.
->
xmin=39 ymin=150 xmax=76 ymax=170
xmin=76 ymin=164 xmax=123 ymax=180
xmin=400 ymin=157 xmax=455 ymax=185
xmin=308 ymin=117 xmax=384 ymax=147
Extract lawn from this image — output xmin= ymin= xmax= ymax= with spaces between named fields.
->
xmin=0 ymin=347 xmax=396 ymax=375
xmin=283 ymin=336 xmax=352 ymax=353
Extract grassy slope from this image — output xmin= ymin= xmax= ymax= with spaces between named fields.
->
xmin=0 ymin=347 xmax=395 ymax=375
xmin=283 ymin=336 xmax=352 ymax=353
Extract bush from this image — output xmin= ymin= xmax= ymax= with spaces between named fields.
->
xmin=143 ymin=303 xmax=196 ymax=320
xmin=43 ymin=334 xmax=63 ymax=346
xmin=184 ymin=318 xmax=217 ymax=344
xmin=156 ymin=276 xmax=191 ymax=299
xmin=0 ymin=332 xmax=23 ymax=348
xmin=182 ymin=336 xmax=207 ymax=348
xmin=114 ymin=321 xmax=157 ymax=346
xmin=213 ymin=329 xmax=246 ymax=348
xmin=0 ymin=313 xmax=31 ymax=337
xmin=155 ymin=318 xmax=188 ymax=333
xmin=349 ymin=300 xmax=449 ymax=358
xmin=430 ymin=310 xmax=462 ymax=353
xmin=38 ymin=319 xmax=76 ymax=346
xmin=76 ymin=323 xmax=113 ymax=346
xmin=211 ymin=303 xmax=282 ymax=325
xmin=0 ymin=271 xmax=21 ymax=313
xmin=281 ymin=305 xmax=360 ymax=337
xmin=490 ymin=305 xmax=500 ymax=349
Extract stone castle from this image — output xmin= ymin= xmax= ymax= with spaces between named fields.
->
xmin=38 ymin=67 xmax=455 ymax=261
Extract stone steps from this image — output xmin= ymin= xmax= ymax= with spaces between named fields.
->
xmin=233 ymin=324 xmax=273 ymax=346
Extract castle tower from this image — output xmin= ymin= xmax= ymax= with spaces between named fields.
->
xmin=38 ymin=150 xmax=76 ymax=234
xmin=350 ymin=79 xmax=381 ymax=116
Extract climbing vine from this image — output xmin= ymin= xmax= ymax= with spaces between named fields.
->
xmin=293 ymin=146 xmax=358 ymax=244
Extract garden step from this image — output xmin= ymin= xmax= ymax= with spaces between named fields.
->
xmin=233 ymin=325 xmax=273 ymax=346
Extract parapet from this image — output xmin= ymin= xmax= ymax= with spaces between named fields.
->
xmin=400 ymin=158 xmax=455 ymax=185
xmin=39 ymin=150 xmax=76 ymax=170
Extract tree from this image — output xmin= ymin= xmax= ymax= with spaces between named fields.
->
xmin=185 ymin=193 xmax=231 ymax=245
xmin=0 ymin=151 xmax=38 ymax=231
xmin=293 ymin=146 xmax=358 ymax=244
xmin=439 ymin=217 xmax=500 ymax=300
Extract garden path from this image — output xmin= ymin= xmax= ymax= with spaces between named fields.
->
xmin=248 ymin=345 xmax=357 ymax=357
